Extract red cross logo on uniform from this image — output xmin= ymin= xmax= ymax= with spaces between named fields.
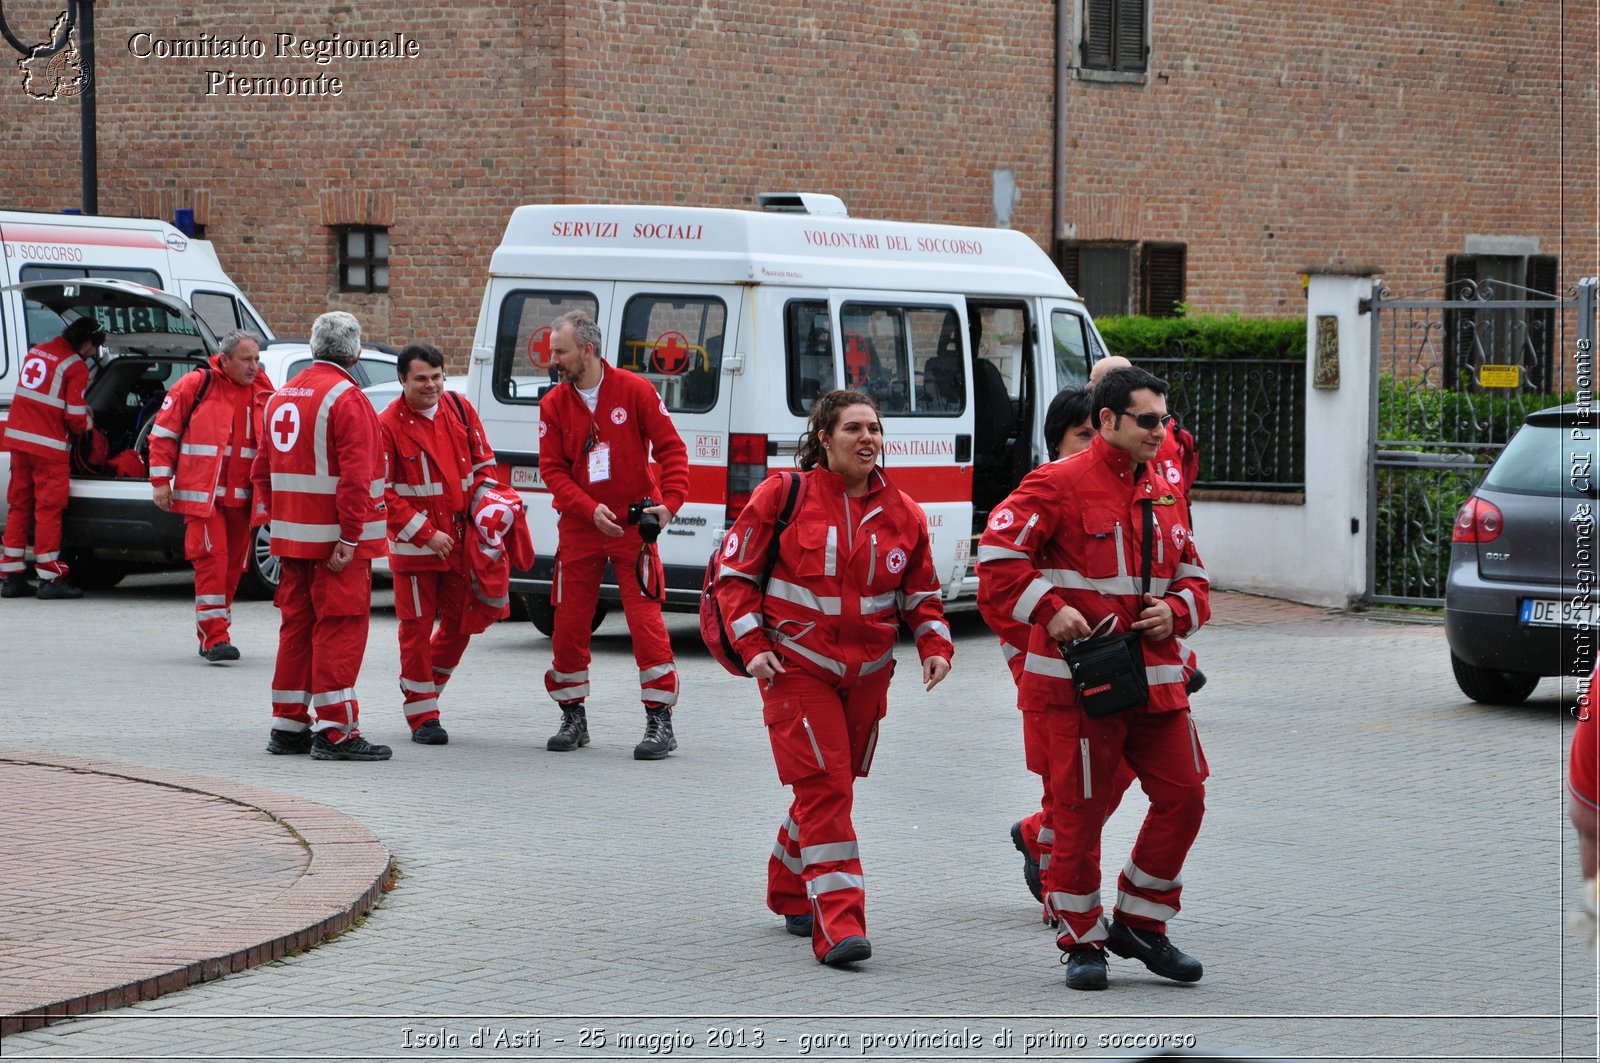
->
xmin=527 ymin=326 xmax=555 ymax=369
xmin=476 ymin=503 xmax=514 ymax=546
xmin=844 ymin=333 xmax=872 ymax=385
xmin=19 ymin=357 xmax=47 ymax=391
xmin=269 ymin=404 xmax=302 ymax=452
xmin=650 ymin=332 xmax=691 ymax=375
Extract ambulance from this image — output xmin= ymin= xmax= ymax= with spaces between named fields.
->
xmin=461 ymin=194 xmax=1109 ymax=633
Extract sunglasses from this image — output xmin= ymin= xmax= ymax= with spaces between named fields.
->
xmin=1117 ymin=410 xmax=1175 ymax=431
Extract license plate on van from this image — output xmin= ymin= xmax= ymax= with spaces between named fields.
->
xmin=1520 ymin=598 xmax=1597 ymax=628
xmin=511 ymin=465 xmax=545 ymax=490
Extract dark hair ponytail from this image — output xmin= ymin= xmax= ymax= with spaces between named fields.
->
xmin=797 ymin=389 xmax=878 ymax=471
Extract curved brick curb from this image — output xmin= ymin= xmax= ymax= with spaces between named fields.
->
xmin=0 ymin=751 xmax=393 ymax=1037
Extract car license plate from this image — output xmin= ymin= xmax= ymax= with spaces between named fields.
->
xmin=1520 ymin=598 xmax=1598 ymax=628
xmin=510 ymin=465 xmax=545 ymax=490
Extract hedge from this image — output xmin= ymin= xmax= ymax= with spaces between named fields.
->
xmin=1098 ymin=313 xmax=1306 ymax=362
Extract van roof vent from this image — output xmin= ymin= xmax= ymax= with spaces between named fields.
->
xmin=756 ymin=193 xmax=850 ymax=218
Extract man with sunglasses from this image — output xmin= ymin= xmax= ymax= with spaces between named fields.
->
xmin=977 ymin=365 xmax=1211 ymax=992
xmin=538 ymin=310 xmax=689 ymax=760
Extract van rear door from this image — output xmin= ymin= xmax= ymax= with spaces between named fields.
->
xmin=826 ymin=289 xmax=973 ymax=597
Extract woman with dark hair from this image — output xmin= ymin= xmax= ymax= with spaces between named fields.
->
xmin=713 ymin=389 xmax=953 ymax=966
xmin=1042 ymin=386 xmax=1096 ymax=461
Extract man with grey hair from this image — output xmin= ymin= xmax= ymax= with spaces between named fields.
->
xmin=149 ymin=329 xmax=274 ymax=661
xmin=251 ymin=311 xmax=392 ymax=761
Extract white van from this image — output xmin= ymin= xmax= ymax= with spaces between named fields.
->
xmin=0 ymin=212 xmax=274 ymax=588
xmin=462 ymin=195 xmax=1108 ymax=632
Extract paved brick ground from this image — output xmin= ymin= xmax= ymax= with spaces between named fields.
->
xmin=0 ymin=582 xmax=1593 ymax=1061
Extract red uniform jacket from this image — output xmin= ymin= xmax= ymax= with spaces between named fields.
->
xmin=249 ymin=361 xmax=386 ymax=560
xmin=538 ymin=362 xmax=689 ymax=526
xmin=977 ymin=434 xmax=1209 ymax=713
xmin=714 ymin=466 xmax=954 ymax=686
xmin=379 ymin=394 xmax=496 ymax=573
xmin=148 ymin=354 xmax=274 ymax=516
xmin=4 ymin=335 xmax=89 ymax=462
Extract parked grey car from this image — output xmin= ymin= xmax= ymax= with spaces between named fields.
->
xmin=1445 ymin=403 xmax=1598 ymax=704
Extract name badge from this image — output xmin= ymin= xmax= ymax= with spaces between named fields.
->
xmin=588 ymin=442 xmax=611 ymax=483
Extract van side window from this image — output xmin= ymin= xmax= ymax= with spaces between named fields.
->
xmin=19 ymin=265 xmax=164 ymax=347
xmin=838 ymin=302 xmax=963 ymax=417
xmin=1051 ymin=309 xmax=1094 ymax=388
xmin=494 ymin=290 xmax=600 ymax=405
xmin=616 ymin=294 xmax=724 ymax=414
xmin=190 ymin=291 xmax=242 ymax=338
xmin=785 ymin=300 xmax=834 ymax=416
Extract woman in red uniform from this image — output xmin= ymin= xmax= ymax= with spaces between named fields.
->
xmin=714 ymin=389 xmax=953 ymax=966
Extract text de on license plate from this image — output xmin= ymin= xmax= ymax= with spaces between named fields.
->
xmin=1520 ymin=598 xmax=1597 ymax=629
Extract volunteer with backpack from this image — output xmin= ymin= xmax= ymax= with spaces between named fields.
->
xmin=149 ymin=331 xmax=274 ymax=661
xmin=712 ymin=389 xmax=953 ymax=967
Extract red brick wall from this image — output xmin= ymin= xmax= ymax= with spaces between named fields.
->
xmin=0 ymin=1 xmax=1592 ymax=366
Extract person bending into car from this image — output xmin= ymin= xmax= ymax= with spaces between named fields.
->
xmin=713 ymin=390 xmax=953 ymax=967
xmin=148 ymin=331 xmax=274 ymax=662
xmin=538 ymin=309 xmax=689 ymax=761
xmin=250 ymin=312 xmax=391 ymax=762
xmin=380 ymin=343 xmax=498 ymax=746
xmin=978 ymin=366 xmax=1209 ymax=992
xmin=1 ymin=317 xmax=102 ymax=600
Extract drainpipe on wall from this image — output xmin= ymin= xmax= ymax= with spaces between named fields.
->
xmin=1051 ymin=0 xmax=1069 ymax=258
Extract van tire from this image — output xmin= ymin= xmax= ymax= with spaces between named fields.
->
xmin=63 ymin=555 xmax=127 ymax=590
xmin=236 ymin=525 xmax=281 ymax=600
xmin=524 ymin=593 xmax=608 ymax=638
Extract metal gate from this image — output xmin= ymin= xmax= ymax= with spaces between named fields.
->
xmin=1364 ymin=276 xmax=1597 ymax=606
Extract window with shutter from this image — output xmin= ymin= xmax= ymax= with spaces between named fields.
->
xmin=1081 ymin=0 xmax=1146 ymax=73
xmin=1141 ymin=243 xmax=1186 ymax=317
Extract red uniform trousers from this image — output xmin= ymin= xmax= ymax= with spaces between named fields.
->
xmin=544 ymin=523 xmax=678 ymax=709
xmin=269 ymin=557 xmax=373 ymax=739
xmin=186 ymin=504 xmax=251 ymax=651
xmin=1045 ymin=704 xmax=1207 ymax=949
xmin=395 ymin=569 xmax=473 ymax=731
xmin=2 ymin=452 xmax=71 ymax=581
xmin=763 ymin=667 xmax=892 ymax=962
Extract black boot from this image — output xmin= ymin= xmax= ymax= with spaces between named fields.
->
xmin=634 ymin=705 xmax=676 ymax=760
xmin=547 ymin=702 xmax=590 ymax=751
xmin=0 ymin=574 xmax=35 ymax=598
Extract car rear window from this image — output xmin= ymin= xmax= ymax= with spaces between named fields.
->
xmin=1481 ymin=424 xmax=1583 ymax=496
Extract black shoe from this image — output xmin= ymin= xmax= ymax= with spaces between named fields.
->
xmin=36 ymin=579 xmax=83 ymax=600
xmin=266 ymin=729 xmax=312 ymax=756
xmin=412 ymin=719 xmax=449 ymax=745
xmin=0 ymin=574 xmax=35 ymax=598
xmin=1010 ymin=820 xmax=1043 ymax=903
xmin=634 ymin=705 xmax=677 ymax=760
xmin=783 ymin=914 xmax=814 ymax=937
xmin=1185 ymin=668 xmax=1208 ymax=696
xmin=1106 ymin=918 xmax=1203 ymax=983
xmin=821 ymin=936 xmax=871 ymax=966
xmin=547 ymin=702 xmax=589 ymax=751
xmin=205 ymin=642 xmax=241 ymax=663
xmin=309 ymin=733 xmax=394 ymax=762
xmin=1064 ymin=947 xmax=1109 ymax=991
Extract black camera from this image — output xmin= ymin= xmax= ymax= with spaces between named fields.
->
xmin=628 ymin=497 xmax=663 ymax=544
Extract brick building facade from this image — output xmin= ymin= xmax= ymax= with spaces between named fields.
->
xmin=0 ymin=1 xmax=1592 ymax=369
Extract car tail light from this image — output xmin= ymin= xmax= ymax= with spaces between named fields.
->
xmin=725 ymin=433 xmax=768 ymax=523
xmin=1452 ymin=496 xmax=1503 ymax=543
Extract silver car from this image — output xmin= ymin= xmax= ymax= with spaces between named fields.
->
xmin=1444 ymin=403 xmax=1599 ymax=704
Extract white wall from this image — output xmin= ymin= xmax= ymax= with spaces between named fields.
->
xmin=1189 ymin=273 xmax=1376 ymax=608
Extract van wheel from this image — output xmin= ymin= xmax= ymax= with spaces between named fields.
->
xmin=523 ymin=594 xmax=608 ymax=637
xmin=236 ymin=525 xmax=281 ymax=600
xmin=1450 ymin=652 xmax=1539 ymax=706
xmin=63 ymin=555 xmax=127 ymax=590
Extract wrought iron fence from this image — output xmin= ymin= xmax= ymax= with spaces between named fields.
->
xmin=1134 ymin=355 xmax=1305 ymax=491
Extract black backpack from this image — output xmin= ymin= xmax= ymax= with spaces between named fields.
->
xmin=136 ymin=366 xmax=212 ymax=469
xmin=699 ymin=471 xmax=806 ymax=677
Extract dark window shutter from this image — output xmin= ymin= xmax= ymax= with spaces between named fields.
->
xmin=1141 ymin=243 xmax=1186 ymax=317
xmin=1526 ymin=255 xmax=1559 ymax=392
xmin=1058 ymin=243 xmax=1082 ymax=292
xmin=1082 ymin=0 xmax=1114 ymax=69
xmin=1114 ymin=0 xmax=1147 ymax=72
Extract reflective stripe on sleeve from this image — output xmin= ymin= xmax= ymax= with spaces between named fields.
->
xmin=914 ymin=619 xmax=950 ymax=641
xmin=767 ymin=577 xmax=842 ymax=616
xmin=1013 ymin=576 xmax=1053 ymax=625
xmin=800 ymin=842 xmax=859 ymax=867
xmin=150 ymin=424 xmax=180 ymax=440
xmin=730 ymin=612 xmax=763 ymax=639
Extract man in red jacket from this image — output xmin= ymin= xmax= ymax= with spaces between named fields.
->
xmin=978 ymin=366 xmax=1210 ymax=993
xmin=149 ymin=331 xmax=274 ymax=662
xmin=251 ymin=312 xmax=391 ymax=762
xmin=539 ymin=310 xmax=689 ymax=760
xmin=380 ymin=343 xmax=497 ymax=746
xmin=1 ymin=316 xmax=103 ymax=600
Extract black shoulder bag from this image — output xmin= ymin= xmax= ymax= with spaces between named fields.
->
xmin=1061 ymin=498 xmax=1154 ymax=718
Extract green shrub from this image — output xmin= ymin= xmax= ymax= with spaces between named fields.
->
xmin=1099 ymin=313 xmax=1306 ymax=362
